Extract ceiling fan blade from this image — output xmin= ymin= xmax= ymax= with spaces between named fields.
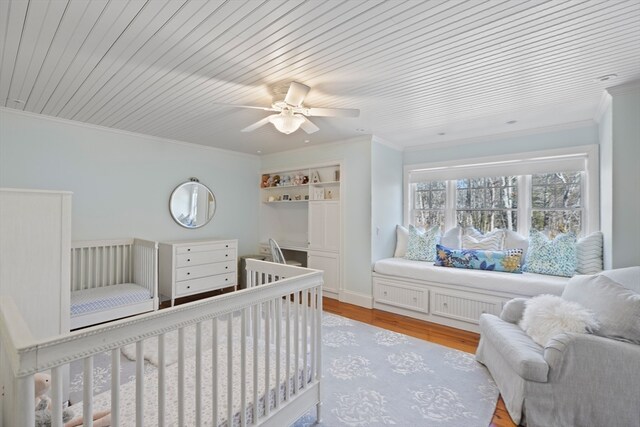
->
xmin=241 ymin=115 xmax=275 ymax=132
xmin=284 ymin=82 xmax=310 ymax=107
xmin=211 ymin=103 xmax=278 ymax=112
xmin=299 ymin=116 xmax=319 ymax=134
xmin=305 ymin=107 xmax=360 ymax=117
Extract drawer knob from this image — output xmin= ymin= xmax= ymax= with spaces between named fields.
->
xmin=225 ymin=278 xmax=228 ymax=281
xmin=225 ymin=266 xmax=228 ymax=269
xmin=413 ymin=297 xmax=417 ymax=301
xmin=187 ymin=248 xmax=191 ymax=252
xmin=383 ymin=291 xmax=388 ymax=296
xmin=187 ymin=272 xmax=190 ymax=275
xmin=443 ymin=302 xmax=448 ymax=308
xmin=187 ymin=285 xmax=191 ymax=289
xmin=225 ymin=254 xmax=228 ymax=257
xmin=187 ymin=258 xmax=191 ymax=262
xmin=226 ymin=244 xmax=229 ymax=248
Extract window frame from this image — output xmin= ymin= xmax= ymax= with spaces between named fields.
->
xmin=403 ymin=145 xmax=599 ymax=237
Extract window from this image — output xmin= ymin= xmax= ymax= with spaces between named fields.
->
xmin=412 ymin=180 xmax=445 ymax=228
xmin=531 ymin=172 xmax=582 ymax=238
xmin=405 ymin=146 xmax=598 ymax=237
xmin=456 ymin=176 xmax=518 ymax=233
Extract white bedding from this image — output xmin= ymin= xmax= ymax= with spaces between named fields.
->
xmin=70 ymin=283 xmax=151 ymax=317
xmin=374 ymin=257 xmax=569 ymax=296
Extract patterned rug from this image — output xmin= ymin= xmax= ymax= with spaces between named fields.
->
xmin=68 ymin=313 xmax=498 ymax=427
xmin=293 ymin=313 xmax=498 ymax=427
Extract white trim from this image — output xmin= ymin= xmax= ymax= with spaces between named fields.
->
xmin=593 ymin=91 xmax=612 ymax=123
xmin=606 ymin=79 xmax=640 ymax=96
xmin=371 ymin=135 xmax=404 ymax=152
xmin=403 ymin=120 xmax=596 ymax=152
xmin=403 ymin=144 xmax=600 ymax=236
xmin=260 ymin=135 xmax=372 ymax=158
xmin=339 ymin=289 xmax=373 ymax=309
xmin=0 ymin=187 xmax=73 ymax=195
xmin=0 ymin=107 xmax=259 ymax=160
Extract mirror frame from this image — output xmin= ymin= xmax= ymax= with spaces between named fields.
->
xmin=169 ymin=180 xmax=216 ymax=229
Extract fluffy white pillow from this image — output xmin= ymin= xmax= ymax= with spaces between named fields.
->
xmin=519 ymin=295 xmax=598 ymax=347
xmin=394 ymin=225 xmax=409 ymax=257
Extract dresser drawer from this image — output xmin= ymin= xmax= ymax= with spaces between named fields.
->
xmin=375 ymin=281 xmax=428 ymax=313
xmin=176 ymin=241 xmax=236 ymax=254
xmin=175 ymin=273 xmax=236 ymax=297
xmin=176 ymin=249 xmax=234 ymax=267
xmin=176 ymin=260 xmax=235 ymax=282
xmin=430 ymin=289 xmax=502 ymax=324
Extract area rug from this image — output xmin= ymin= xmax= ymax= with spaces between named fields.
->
xmin=293 ymin=313 xmax=498 ymax=427
xmin=69 ymin=313 xmax=498 ymax=427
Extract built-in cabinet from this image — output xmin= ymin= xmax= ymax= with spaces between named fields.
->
xmin=259 ymin=164 xmax=341 ymax=298
xmin=159 ymin=239 xmax=238 ymax=306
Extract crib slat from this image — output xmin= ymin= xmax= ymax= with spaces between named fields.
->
xmin=158 ymin=333 xmax=166 ymax=427
xmin=310 ymin=287 xmax=316 ymax=383
xmin=303 ymin=289 xmax=308 ymax=388
xmin=275 ymin=297 xmax=282 ymax=410
xmin=294 ymin=291 xmax=300 ymax=394
xmin=265 ymin=301 xmax=271 ymax=418
xmin=80 ymin=248 xmax=85 ymax=290
xmin=241 ymin=308 xmax=247 ymax=427
xmin=178 ymin=327 xmax=185 ymax=426
xmin=84 ymin=356 xmax=94 ymax=427
xmin=285 ymin=293 xmax=291 ymax=401
xmin=227 ymin=312 xmax=233 ymax=427
xmin=212 ymin=318 xmax=218 ymax=427
xmin=136 ymin=341 xmax=144 ymax=426
xmin=195 ymin=322 xmax=203 ymax=427
xmin=15 ymin=374 xmax=35 ymax=427
xmin=252 ymin=304 xmax=259 ymax=425
xmin=111 ymin=349 xmax=121 ymax=427
xmin=51 ymin=366 xmax=64 ymax=427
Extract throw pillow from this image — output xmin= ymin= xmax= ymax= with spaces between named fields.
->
xmin=524 ymin=230 xmax=577 ymax=277
xmin=405 ymin=225 xmax=441 ymax=262
xmin=435 ymin=244 xmax=523 ymax=273
xmin=575 ymin=231 xmax=603 ymax=274
xmin=503 ymin=229 xmax=529 ymax=258
xmin=462 ymin=228 xmax=505 ymax=251
xmin=441 ymin=226 xmax=462 ymax=249
xmin=519 ymin=294 xmax=599 ymax=347
xmin=500 ymin=298 xmax=528 ymax=323
xmin=562 ymin=274 xmax=640 ymax=344
xmin=394 ymin=225 xmax=409 ymax=257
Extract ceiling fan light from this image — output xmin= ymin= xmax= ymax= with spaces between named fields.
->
xmin=269 ymin=113 xmax=305 ymax=134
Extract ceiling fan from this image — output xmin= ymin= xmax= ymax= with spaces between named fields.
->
xmin=238 ymin=82 xmax=359 ymax=135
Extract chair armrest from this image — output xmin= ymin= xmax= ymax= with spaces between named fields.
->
xmin=499 ymin=298 xmax=529 ymax=323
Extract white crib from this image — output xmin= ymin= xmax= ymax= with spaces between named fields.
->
xmin=0 ymin=259 xmax=323 ymax=427
xmin=70 ymin=239 xmax=158 ymax=329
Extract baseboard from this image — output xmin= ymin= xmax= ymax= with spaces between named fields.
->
xmin=338 ymin=290 xmax=373 ymax=309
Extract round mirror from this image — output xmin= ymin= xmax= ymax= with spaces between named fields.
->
xmin=169 ymin=180 xmax=216 ymax=229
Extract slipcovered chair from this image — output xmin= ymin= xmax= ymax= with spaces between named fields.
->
xmin=476 ymin=267 xmax=640 ymax=427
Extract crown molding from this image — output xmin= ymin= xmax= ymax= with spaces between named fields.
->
xmin=260 ymin=134 xmax=373 ymax=158
xmin=0 ymin=107 xmax=259 ymax=160
xmin=606 ymin=79 xmax=640 ymax=96
xmin=403 ymin=120 xmax=597 ymax=152
xmin=371 ymin=135 xmax=403 ymax=151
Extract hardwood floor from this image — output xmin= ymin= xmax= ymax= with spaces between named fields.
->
xmin=323 ymin=297 xmax=517 ymax=427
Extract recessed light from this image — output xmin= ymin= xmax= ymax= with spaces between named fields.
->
xmin=506 ymin=120 xmax=517 ymax=125
xmin=437 ymin=132 xmax=446 ymax=136
xmin=595 ymin=74 xmax=618 ymax=82
xmin=356 ymin=128 xmax=365 ymax=132
xmin=256 ymin=150 xmax=262 ymax=154
xmin=304 ymin=139 xmax=310 ymax=143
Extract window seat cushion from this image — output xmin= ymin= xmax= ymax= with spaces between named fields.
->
xmin=373 ymin=258 xmax=568 ymax=297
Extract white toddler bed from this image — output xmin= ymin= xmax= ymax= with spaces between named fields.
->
xmin=70 ymin=239 xmax=158 ymax=329
xmin=0 ymin=259 xmax=323 ymax=427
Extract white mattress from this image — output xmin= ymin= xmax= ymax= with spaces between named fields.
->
xmin=70 ymin=283 xmax=151 ymax=317
xmin=374 ymin=258 xmax=569 ymax=296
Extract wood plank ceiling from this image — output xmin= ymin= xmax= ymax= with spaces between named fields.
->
xmin=1 ymin=0 xmax=639 ymax=154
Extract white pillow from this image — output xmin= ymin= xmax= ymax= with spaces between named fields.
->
xmin=441 ymin=226 xmax=462 ymax=249
xmin=575 ymin=231 xmax=603 ymax=274
xmin=503 ymin=229 xmax=529 ymax=257
xmin=519 ymin=295 xmax=598 ymax=347
xmin=394 ymin=225 xmax=409 ymax=257
xmin=462 ymin=228 xmax=504 ymax=251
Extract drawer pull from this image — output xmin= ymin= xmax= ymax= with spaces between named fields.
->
xmin=187 ymin=285 xmax=191 ymax=289
xmin=187 ymin=248 xmax=191 ymax=252
xmin=225 ymin=266 xmax=228 ymax=269
xmin=383 ymin=291 xmax=388 ymax=296
xmin=225 ymin=254 xmax=228 ymax=257
xmin=226 ymin=244 xmax=229 ymax=248
xmin=187 ymin=272 xmax=190 ymax=275
xmin=443 ymin=302 xmax=448 ymax=308
xmin=187 ymin=258 xmax=191 ymax=262
xmin=413 ymin=297 xmax=417 ymax=301
xmin=225 ymin=278 xmax=228 ymax=281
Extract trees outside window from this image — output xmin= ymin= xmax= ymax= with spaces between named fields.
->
xmin=456 ymin=176 xmax=518 ymax=233
xmin=531 ymin=172 xmax=581 ymax=238
xmin=413 ymin=180 xmax=446 ymax=229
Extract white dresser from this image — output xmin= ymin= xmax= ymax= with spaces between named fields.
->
xmin=159 ymin=239 xmax=237 ymax=306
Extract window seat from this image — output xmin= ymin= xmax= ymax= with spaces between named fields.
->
xmin=372 ymin=258 xmax=570 ymax=333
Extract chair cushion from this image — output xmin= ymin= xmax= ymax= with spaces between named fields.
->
xmin=479 ymin=314 xmax=549 ymax=382
xmin=562 ymin=274 xmax=640 ymax=344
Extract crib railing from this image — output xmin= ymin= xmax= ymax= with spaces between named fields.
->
xmin=0 ymin=259 xmax=323 ymax=427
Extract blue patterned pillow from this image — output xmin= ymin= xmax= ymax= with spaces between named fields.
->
xmin=524 ymin=231 xmax=577 ymax=277
xmin=404 ymin=225 xmax=441 ymax=261
xmin=435 ymin=244 xmax=524 ymax=273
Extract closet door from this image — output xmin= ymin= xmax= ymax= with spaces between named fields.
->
xmin=307 ymin=251 xmax=339 ymax=296
xmin=308 ymin=202 xmax=325 ymax=250
xmin=308 ymin=201 xmax=340 ymax=252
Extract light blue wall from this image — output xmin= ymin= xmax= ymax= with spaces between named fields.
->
xmin=0 ymin=109 xmax=261 ymax=255
xmin=403 ymin=125 xmax=599 ymax=165
xmin=260 ymin=137 xmax=373 ymax=299
xmin=608 ymin=86 xmax=640 ymax=268
xmin=371 ymin=140 xmax=403 ymax=262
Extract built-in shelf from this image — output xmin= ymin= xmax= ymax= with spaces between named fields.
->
xmin=310 ymin=180 xmax=340 ymax=187
xmin=261 ymin=184 xmax=309 ymax=190
xmin=263 ymin=200 xmax=309 ymax=204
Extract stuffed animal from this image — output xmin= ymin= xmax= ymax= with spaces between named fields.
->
xmin=35 ymin=373 xmax=112 ymax=427
xmin=292 ymin=172 xmax=305 ymax=186
xmin=261 ymin=174 xmax=270 ymax=188
xmin=280 ymin=175 xmax=291 ymax=186
xmin=272 ymin=175 xmax=281 ymax=186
